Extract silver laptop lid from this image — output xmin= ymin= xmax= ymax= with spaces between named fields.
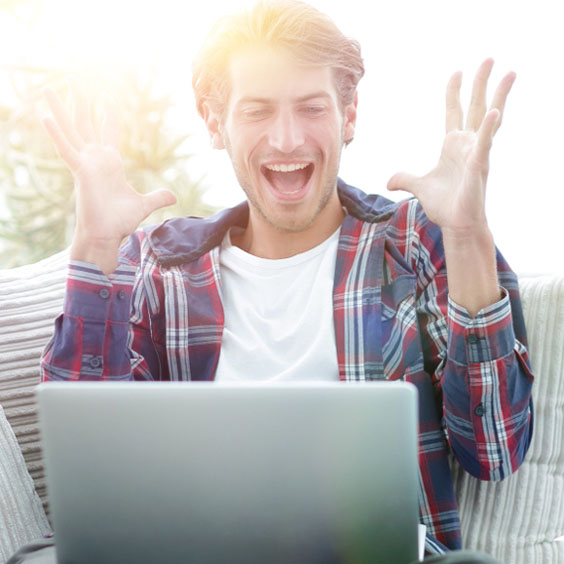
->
xmin=37 ymin=381 xmax=420 ymax=564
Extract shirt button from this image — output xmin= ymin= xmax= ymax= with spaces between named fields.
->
xmin=117 ymin=290 xmax=126 ymax=300
xmin=474 ymin=403 xmax=485 ymax=417
xmin=89 ymin=357 xmax=101 ymax=369
xmin=98 ymin=288 xmax=110 ymax=299
xmin=468 ymin=334 xmax=479 ymax=344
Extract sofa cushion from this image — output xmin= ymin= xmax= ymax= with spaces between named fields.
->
xmin=454 ymin=273 xmax=564 ymax=564
xmin=0 ymin=249 xmax=68 ymax=517
xmin=0 ymin=404 xmax=51 ymax=562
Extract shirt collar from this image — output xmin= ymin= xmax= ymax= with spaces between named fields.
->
xmin=147 ymin=179 xmax=398 ymax=267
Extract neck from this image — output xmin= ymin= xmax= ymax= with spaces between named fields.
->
xmin=232 ymin=199 xmax=345 ymax=259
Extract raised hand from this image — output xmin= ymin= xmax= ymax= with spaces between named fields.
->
xmin=387 ymin=58 xmax=515 ymax=238
xmin=43 ymin=86 xmax=176 ymax=274
xmin=387 ymin=60 xmax=516 ymax=315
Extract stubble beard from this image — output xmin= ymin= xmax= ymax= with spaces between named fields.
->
xmin=238 ymin=165 xmax=340 ymax=234
xmin=225 ymin=139 xmax=344 ymax=234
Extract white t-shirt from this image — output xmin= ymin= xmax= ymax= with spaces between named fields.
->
xmin=214 ymin=228 xmax=341 ymax=382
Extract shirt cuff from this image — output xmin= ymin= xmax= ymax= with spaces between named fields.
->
xmin=64 ymin=260 xmax=137 ymax=322
xmin=447 ymin=287 xmax=516 ymax=364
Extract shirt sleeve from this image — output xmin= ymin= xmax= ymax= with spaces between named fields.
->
xmin=40 ymin=260 xmax=138 ymax=381
xmin=441 ymin=289 xmax=533 ymax=481
xmin=411 ymin=202 xmax=534 ymax=482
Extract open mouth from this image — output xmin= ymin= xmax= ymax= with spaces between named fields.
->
xmin=261 ymin=162 xmax=314 ymax=198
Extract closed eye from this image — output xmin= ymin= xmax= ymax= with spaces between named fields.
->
xmin=241 ymin=108 xmax=272 ymax=121
xmin=300 ymin=105 xmax=327 ymax=116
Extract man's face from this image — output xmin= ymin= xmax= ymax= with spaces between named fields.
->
xmin=208 ymin=47 xmax=356 ymax=237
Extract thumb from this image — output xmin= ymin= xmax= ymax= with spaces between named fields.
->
xmin=142 ymin=189 xmax=177 ymax=217
xmin=387 ymin=172 xmax=421 ymax=196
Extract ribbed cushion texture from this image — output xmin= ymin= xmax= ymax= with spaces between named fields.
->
xmin=0 ymin=250 xmax=67 ymax=561
xmin=0 ymin=252 xmax=562 ymax=563
xmin=0 ymin=405 xmax=51 ymax=562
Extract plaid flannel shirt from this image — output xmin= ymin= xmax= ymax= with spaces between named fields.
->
xmin=41 ymin=180 xmax=534 ymax=552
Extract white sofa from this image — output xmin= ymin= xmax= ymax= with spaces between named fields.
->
xmin=1 ymin=250 xmax=563 ymax=563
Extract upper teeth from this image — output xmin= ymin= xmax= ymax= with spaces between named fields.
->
xmin=265 ymin=163 xmax=309 ymax=172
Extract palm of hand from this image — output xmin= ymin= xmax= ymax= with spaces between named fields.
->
xmin=43 ymin=87 xmax=176 ymax=248
xmin=417 ymin=128 xmax=489 ymax=233
xmin=73 ymin=143 xmax=149 ymax=242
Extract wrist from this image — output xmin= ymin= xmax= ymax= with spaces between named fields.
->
xmin=441 ymin=221 xmax=493 ymax=248
xmin=441 ymin=224 xmax=501 ymax=317
xmin=70 ymin=232 xmax=122 ymax=276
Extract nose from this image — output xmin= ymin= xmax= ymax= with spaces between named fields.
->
xmin=267 ymin=109 xmax=305 ymax=153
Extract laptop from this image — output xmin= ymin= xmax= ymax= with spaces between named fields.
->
xmin=36 ymin=381 xmax=420 ymax=564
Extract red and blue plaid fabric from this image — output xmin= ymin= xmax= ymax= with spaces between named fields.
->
xmin=41 ymin=181 xmax=534 ymax=552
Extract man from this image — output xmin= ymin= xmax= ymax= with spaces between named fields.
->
xmin=37 ymin=1 xmax=533 ymax=562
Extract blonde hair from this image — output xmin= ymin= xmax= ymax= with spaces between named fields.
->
xmin=192 ymin=0 xmax=364 ymax=120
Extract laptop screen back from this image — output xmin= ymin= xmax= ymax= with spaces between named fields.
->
xmin=37 ymin=381 xmax=420 ymax=564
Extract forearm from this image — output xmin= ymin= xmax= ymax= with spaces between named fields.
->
xmin=442 ymin=224 xmax=501 ymax=318
xmin=411 ymin=205 xmax=534 ymax=480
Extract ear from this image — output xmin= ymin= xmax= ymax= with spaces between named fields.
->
xmin=343 ymin=91 xmax=358 ymax=144
xmin=202 ymin=102 xmax=225 ymax=150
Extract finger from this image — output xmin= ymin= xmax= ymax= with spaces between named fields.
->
xmin=476 ymin=108 xmax=500 ymax=161
xmin=445 ymin=71 xmax=463 ymax=132
xmin=43 ymin=88 xmax=85 ymax=150
xmin=489 ymin=71 xmax=516 ymax=135
xmin=142 ymin=189 xmax=177 ymax=219
xmin=101 ymin=96 xmax=120 ymax=149
xmin=387 ymin=172 xmax=421 ymax=196
xmin=42 ymin=117 xmax=81 ymax=170
xmin=70 ymin=80 xmax=97 ymax=143
xmin=465 ymin=58 xmax=494 ymax=131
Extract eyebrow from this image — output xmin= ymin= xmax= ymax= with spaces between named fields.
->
xmin=236 ymin=92 xmax=333 ymax=106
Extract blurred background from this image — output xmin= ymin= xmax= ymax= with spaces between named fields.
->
xmin=0 ymin=0 xmax=562 ymax=272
